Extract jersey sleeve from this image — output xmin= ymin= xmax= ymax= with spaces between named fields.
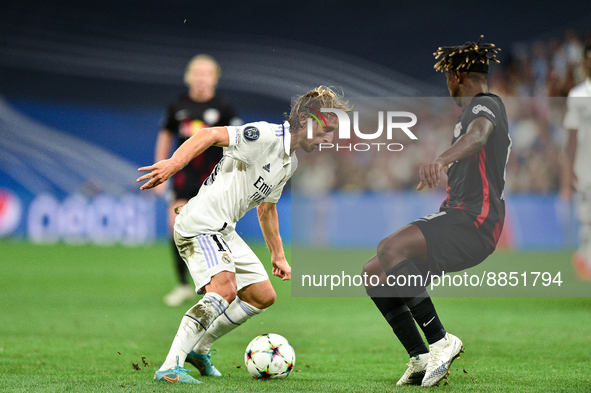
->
xmin=466 ymin=95 xmax=500 ymax=127
xmin=225 ymin=122 xmax=276 ymax=165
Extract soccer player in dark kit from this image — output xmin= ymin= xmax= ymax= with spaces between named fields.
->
xmin=154 ymin=54 xmax=242 ymax=307
xmin=362 ymin=36 xmax=511 ymax=387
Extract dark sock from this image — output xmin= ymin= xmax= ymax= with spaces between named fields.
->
xmin=369 ymin=289 xmax=429 ymax=357
xmin=172 ymin=238 xmax=188 ymax=285
xmin=385 ymin=259 xmax=446 ymax=344
xmin=408 ymin=297 xmax=446 ymax=345
xmin=385 ymin=259 xmax=427 ymax=299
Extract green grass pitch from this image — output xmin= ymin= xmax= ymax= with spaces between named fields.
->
xmin=1 ymin=240 xmax=590 ymax=392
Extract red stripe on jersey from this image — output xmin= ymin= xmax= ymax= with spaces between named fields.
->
xmin=474 ymin=146 xmax=490 ymax=228
xmin=491 ymin=215 xmax=503 ymax=246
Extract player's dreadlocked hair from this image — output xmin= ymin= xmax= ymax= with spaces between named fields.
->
xmin=434 ymin=35 xmax=500 ymax=73
xmin=289 ymin=86 xmax=352 ymax=131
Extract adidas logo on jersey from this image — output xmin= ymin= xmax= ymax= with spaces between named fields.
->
xmin=263 ymin=163 xmax=271 ymax=172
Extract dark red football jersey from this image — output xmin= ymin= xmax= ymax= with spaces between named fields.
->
xmin=441 ymin=93 xmax=511 ymax=247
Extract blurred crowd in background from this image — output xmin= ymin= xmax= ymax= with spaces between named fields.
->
xmin=294 ymin=28 xmax=590 ymax=195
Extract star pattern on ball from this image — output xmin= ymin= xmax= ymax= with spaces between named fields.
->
xmin=245 ymin=348 xmax=254 ymax=363
xmin=245 ymin=333 xmax=295 ymax=379
xmin=257 ymin=366 xmax=273 ymax=379
xmin=269 ymin=342 xmax=282 ymax=361
xmin=285 ymin=359 xmax=294 ymax=374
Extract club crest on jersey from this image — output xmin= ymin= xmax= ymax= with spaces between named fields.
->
xmin=472 ymin=104 xmax=495 ymax=117
xmin=221 ymin=253 xmax=232 ymax=264
xmin=453 ymin=122 xmax=462 ymax=138
xmin=243 ymin=126 xmax=260 ymax=142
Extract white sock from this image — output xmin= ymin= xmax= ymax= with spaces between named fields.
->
xmin=193 ymin=297 xmax=264 ymax=354
xmin=160 ymin=292 xmax=229 ymax=370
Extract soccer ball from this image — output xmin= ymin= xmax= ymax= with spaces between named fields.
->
xmin=244 ymin=333 xmax=295 ymax=379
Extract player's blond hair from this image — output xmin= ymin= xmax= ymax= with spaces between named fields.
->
xmin=289 ymin=86 xmax=352 ymax=131
xmin=184 ymin=54 xmax=222 ymax=86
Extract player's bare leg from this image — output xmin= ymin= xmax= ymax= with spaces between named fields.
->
xmin=237 ymin=280 xmax=276 ymax=309
xmin=376 ymin=224 xmax=428 ymax=273
xmin=202 ymin=271 xmax=237 ymax=303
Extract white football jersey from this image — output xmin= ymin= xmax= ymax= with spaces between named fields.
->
xmin=563 ymin=79 xmax=591 ymax=186
xmin=174 ymin=121 xmax=297 ymax=237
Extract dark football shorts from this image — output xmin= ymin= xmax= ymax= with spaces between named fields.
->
xmin=412 ymin=208 xmax=496 ymax=277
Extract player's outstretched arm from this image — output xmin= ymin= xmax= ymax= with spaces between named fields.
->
xmin=150 ymin=129 xmax=174 ymax=195
xmin=137 ymin=127 xmax=230 ymax=190
xmin=257 ymin=202 xmax=291 ymax=281
xmin=417 ymin=116 xmax=494 ymax=190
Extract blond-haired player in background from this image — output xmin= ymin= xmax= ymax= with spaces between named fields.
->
xmin=154 ymin=54 xmax=242 ymax=306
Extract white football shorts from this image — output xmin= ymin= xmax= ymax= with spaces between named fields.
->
xmin=174 ymin=230 xmax=269 ymax=293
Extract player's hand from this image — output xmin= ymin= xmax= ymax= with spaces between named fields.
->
xmin=417 ymin=160 xmax=446 ymax=190
xmin=272 ymin=258 xmax=291 ymax=281
xmin=137 ymin=159 xmax=178 ymax=190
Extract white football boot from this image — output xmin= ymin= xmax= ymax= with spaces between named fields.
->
xmin=396 ymin=353 xmax=429 ymax=386
xmin=421 ymin=333 xmax=464 ymax=387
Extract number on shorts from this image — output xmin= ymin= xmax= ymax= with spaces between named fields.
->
xmin=419 ymin=211 xmax=447 ymax=221
xmin=212 ymin=234 xmax=231 ymax=253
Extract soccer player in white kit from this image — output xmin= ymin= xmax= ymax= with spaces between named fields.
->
xmin=138 ymin=86 xmax=350 ymax=384
xmin=563 ymin=42 xmax=591 ymax=280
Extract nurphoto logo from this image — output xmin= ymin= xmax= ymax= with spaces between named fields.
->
xmin=306 ymin=108 xmax=418 ymax=152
